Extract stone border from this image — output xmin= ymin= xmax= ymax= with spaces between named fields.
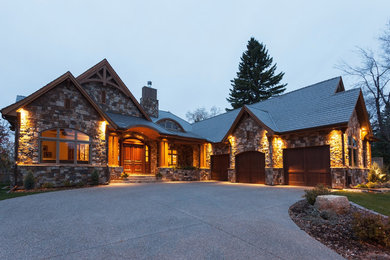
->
xmin=349 ymin=201 xmax=388 ymax=219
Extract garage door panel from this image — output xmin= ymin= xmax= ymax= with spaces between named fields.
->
xmin=284 ymin=146 xmax=331 ymax=187
xmin=211 ymin=154 xmax=229 ymax=181
xmin=236 ymin=151 xmax=265 ymax=184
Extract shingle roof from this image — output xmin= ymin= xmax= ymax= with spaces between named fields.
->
xmin=151 ymin=110 xmax=193 ymax=132
xmin=191 ymin=109 xmax=241 ymax=143
xmin=106 ymin=112 xmax=204 ymax=140
xmin=191 ymin=76 xmax=362 ymax=142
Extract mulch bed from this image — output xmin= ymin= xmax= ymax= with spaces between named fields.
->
xmin=289 ymin=200 xmax=390 ymax=259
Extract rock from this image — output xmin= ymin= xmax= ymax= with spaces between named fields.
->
xmin=314 ymin=195 xmax=350 ymax=214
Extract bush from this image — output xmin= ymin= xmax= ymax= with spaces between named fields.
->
xmin=91 ymin=170 xmax=99 ymax=185
xmin=41 ymin=182 xmax=54 ymax=189
xmin=304 ymin=184 xmax=331 ymax=205
xmin=75 ymin=181 xmax=85 ymax=187
xmin=156 ymin=172 xmax=162 ymax=179
xmin=63 ymin=180 xmax=73 ymax=187
xmin=353 ymin=213 xmax=390 ymax=248
xmin=121 ymin=172 xmax=129 ymax=178
xmin=355 ymin=183 xmax=368 ymax=189
xmin=368 ymin=162 xmax=388 ymax=183
xmin=23 ymin=172 xmax=35 ymax=190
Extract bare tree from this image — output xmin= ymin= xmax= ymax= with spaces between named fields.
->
xmin=186 ymin=106 xmax=222 ymax=123
xmin=337 ymin=47 xmax=390 ymax=141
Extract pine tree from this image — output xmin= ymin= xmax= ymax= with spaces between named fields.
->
xmin=227 ymin=37 xmax=287 ymax=110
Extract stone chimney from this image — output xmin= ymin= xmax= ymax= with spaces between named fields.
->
xmin=140 ymin=81 xmax=159 ymax=118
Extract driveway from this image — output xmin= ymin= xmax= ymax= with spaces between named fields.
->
xmin=0 ymin=182 xmax=343 ymax=259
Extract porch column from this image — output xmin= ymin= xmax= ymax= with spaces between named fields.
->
xmin=200 ymin=143 xmax=207 ymax=168
xmin=159 ymin=139 xmax=169 ymax=167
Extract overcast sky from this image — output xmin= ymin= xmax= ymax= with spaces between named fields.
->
xmin=1 ymin=1 xmax=389 ymax=120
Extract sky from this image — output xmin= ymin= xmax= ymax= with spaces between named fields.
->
xmin=0 ymin=0 xmax=389 ymax=120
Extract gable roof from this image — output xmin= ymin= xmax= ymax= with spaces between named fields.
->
xmin=192 ymin=76 xmax=368 ymax=142
xmin=76 ymin=59 xmax=151 ymax=121
xmin=1 ymin=72 xmax=117 ymax=128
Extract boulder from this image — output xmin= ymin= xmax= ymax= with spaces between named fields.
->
xmin=314 ymin=195 xmax=350 ymax=214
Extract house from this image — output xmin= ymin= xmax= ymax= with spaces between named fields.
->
xmin=1 ymin=59 xmax=373 ymax=188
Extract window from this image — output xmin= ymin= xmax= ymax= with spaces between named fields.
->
xmin=101 ymin=90 xmax=106 ymax=104
xmin=40 ymin=128 xmax=90 ymax=164
xmin=157 ymin=119 xmax=183 ymax=132
xmin=168 ymin=147 xmax=177 ymax=166
xmin=145 ymin=145 xmax=149 ymax=163
xmin=348 ymin=136 xmax=358 ymax=167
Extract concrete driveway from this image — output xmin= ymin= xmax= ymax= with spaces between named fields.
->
xmin=0 ymin=182 xmax=343 ymax=260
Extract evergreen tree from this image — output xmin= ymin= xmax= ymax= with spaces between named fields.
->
xmin=227 ymin=37 xmax=287 ymax=110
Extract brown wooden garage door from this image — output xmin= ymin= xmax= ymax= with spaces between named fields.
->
xmin=283 ymin=145 xmax=331 ymax=187
xmin=211 ymin=154 xmax=229 ymax=181
xmin=236 ymin=151 xmax=265 ymax=184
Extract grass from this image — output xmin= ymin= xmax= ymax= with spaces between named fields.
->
xmin=0 ymin=184 xmax=45 ymax=201
xmin=333 ymin=190 xmax=390 ymax=216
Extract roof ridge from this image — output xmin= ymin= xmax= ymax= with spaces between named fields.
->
xmin=251 ymin=76 xmax=342 ymax=106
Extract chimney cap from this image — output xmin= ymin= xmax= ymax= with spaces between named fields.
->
xmin=147 ymin=81 xmax=152 ymax=87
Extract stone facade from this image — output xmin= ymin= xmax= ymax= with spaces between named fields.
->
xmin=16 ymin=165 xmax=109 ymax=187
xmin=18 ymin=81 xmax=106 ymax=166
xmin=140 ymin=86 xmax=159 ymax=118
xmin=158 ymin=167 xmax=210 ymax=181
xmin=82 ymin=82 xmax=143 ymax=117
xmin=15 ymin=81 xmax=108 ymax=185
xmin=210 ymin=109 xmax=370 ymax=188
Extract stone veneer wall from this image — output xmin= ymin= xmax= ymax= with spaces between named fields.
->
xmin=212 ymin=109 xmax=370 ymax=188
xmin=140 ymin=96 xmax=158 ymax=118
xmin=16 ymin=81 xmax=107 ymax=185
xmin=82 ymin=82 xmax=143 ymax=117
xmin=17 ymin=165 xmax=109 ymax=187
xmin=158 ymin=167 xmax=211 ymax=181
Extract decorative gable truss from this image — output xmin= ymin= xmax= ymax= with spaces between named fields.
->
xmin=77 ymin=59 xmax=151 ymax=121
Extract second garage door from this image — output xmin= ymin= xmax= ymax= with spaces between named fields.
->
xmin=236 ymin=151 xmax=265 ymax=184
xmin=283 ymin=145 xmax=331 ymax=187
xmin=211 ymin=154 xmax=229 ymax=181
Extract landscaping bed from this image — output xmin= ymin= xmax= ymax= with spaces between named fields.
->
xmin=289 ymin=199 xmax=390 ymax=259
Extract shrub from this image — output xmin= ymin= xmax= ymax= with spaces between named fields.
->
xmin=91 ymin=170 xmax=99 ymax=185
xmin=63 ymin=180 xmax=73 ymax=187
xmin=368 ymin=162 xmax=388 ymax=183
xmin=353 ymin=213 xmax=390 ymax=248
xmin=156 ymin=172 xmax=162 ymax=179
xmin=75 ymin=181 xmax=85 ymax=187
xmin=23 ymin=172 xmax=35 ymax=190
xmin=42 ymin=182 xmax=54 ymax=189
xmin=304 ymin=184 xmax=331 ymax=205
xmin=121 ymin=172 xmax=129 ymax=178
xmin=355 ymin=183 xmax=368 ymax=189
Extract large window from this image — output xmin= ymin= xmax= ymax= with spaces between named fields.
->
xmin=40 ymin=128 xmax=90 ymax=164
xmin=348 ymin=136 xmax=358 ymax=167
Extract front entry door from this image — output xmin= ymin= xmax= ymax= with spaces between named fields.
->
xmin=123 ymin=144 xmax=145 ymax=174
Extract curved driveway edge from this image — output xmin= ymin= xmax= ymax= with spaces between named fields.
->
xmin=0 ymin=182 xmax=343 ymax=259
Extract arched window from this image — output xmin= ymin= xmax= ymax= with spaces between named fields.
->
xmin=157 ymin=119 xmax=184 ymax=132
xmin=40 ymin=128 xmax=91 ymax=164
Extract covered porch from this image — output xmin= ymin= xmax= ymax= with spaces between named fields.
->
xmin=107 ymin=125 xmax=211 ymax=181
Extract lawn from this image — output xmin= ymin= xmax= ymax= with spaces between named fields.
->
xmin=333 ymin=190 xmax=390 ymax=216
xmin=0 ymin=184 xmax=45 ymax=201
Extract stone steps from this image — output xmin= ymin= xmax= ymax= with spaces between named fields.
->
xmin=111 ymin=175 xmax=163 ymax=183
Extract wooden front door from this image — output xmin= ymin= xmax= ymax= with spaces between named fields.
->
xmin=283 ymin=145 xmax=331 ymax=187
xmin=211 ymin=154 xmax=229 ymax=181
xmin=235 ymin=151 xmax=265 ymax=184
xmin=123 ymin=144 xmax=145 ymax=174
